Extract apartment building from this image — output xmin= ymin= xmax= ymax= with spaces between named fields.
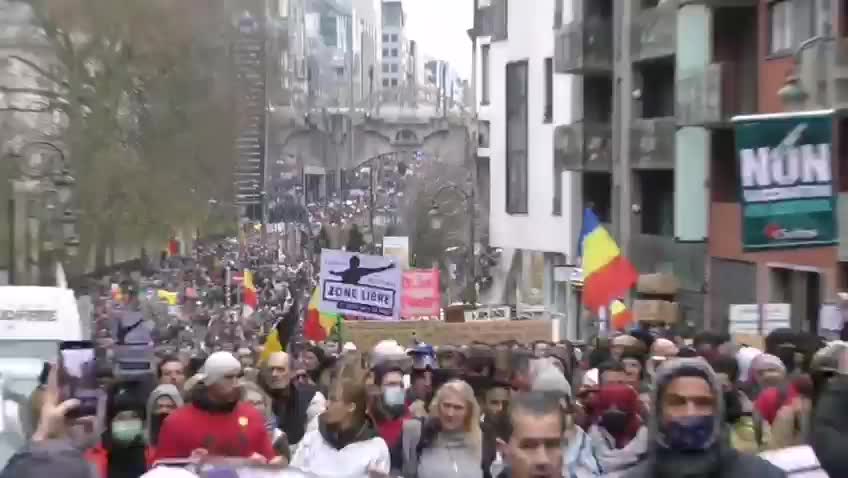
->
xmin=472 ymin=0 xmax=578 ymax=323
xmin=553 ymin=0 xmax=847 ymax=334
xmin=381 ymin=0 xmax=409 ymax=88
xmin=704 ymin=0 xmax=848 ymax=334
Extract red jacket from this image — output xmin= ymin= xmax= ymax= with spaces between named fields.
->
xmin=154 ymin=401 xmax=275 ymax=461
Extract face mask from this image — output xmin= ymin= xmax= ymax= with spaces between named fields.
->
xmin=382 ymin=386 xmax=407 ymax=416
xmin=663 ymin=415 xmax=715 ymax=451
xmin=599 ymin=409 xmax=630 ymax=435
xmin=111 ymin=419 xmax=144 ymax=445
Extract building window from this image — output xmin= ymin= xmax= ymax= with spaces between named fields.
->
xmin=391 ymin=78 xmax=398 ymax=86
xmin=554 ymin=0 xmax=563 ymax=28
xmin=769 ymin=1 xmax=793 ymax=53
xmin=552 ymin=157 xmax=562 ymax=215
xmin=544 ymin=57 xmax=553 ymax=123
xmin=391 ymin=33 xmax=398 ymax=42
xmin=391 ymin=63 xmax=398 ymax=72
xmin=505 ymin=60 xmax=528 ymax=214
xmin=382 ymin=48 xmax=389 ymax=57
xmin=391 ymin=48 xmax=398 ymax=57
xmin=382 ymin=63 xmax=389 ymax=73
xmin=383 ymin=78 xmax=389 ymax=87
xmin=639 ymin=170 xmax=674 ymax=236
xmin=768 ymin=0 xmax=823 ymax=55
xmin=382 ymin=33 xmax=389 ymax=42
xmin=481 ymin=45 xmax=490 ymax=104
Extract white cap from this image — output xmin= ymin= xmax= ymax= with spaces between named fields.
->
xmin=343 ymin=342 xmax=358 ymax=352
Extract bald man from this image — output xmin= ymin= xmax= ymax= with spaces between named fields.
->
xmin=647 ymin=338 xmax=679 ymax=379
xmin=262 ymin=352 xmax=326 ymax=447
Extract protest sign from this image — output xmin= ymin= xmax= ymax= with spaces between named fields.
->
xmin=401 ymin=269 xmax=440 ymax=318
xmin=320 ymin=249 xmax=401 ymax=320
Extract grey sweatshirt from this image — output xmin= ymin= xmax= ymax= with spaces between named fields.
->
xmin=401 ymin=419 xmax=483 ymax=478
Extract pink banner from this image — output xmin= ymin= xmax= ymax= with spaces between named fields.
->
xmin=401 ymin=269 xmax=441 ymax=318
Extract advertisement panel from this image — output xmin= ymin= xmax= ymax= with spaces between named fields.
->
xmin=733 ymin=111 xmax=837 ymax=250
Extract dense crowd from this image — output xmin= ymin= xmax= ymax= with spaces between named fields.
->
xmin=1 ymin=241 xmax=845 ymax=478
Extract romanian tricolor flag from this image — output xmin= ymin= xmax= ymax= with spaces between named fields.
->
xmin=304 ymin=287 xmax=341 ymax=342
xmin=242 ymin=269 xmax=258 ymax=316
xmin=578 ymin=208 xmax=638 ymax=311
xmin=610 ymin=300 xmax=634 ymax=331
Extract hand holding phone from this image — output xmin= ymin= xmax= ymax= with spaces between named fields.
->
xmin=58 ymin=341 xmax=102 ymax=418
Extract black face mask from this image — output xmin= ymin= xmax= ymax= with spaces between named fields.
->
xmin=599 ymin=409 xmax=630 ymax=435
xmin=723 ymin=390 xmax=744 ymax=423
xmin=149 ymin=413 xmax=168 ymax=445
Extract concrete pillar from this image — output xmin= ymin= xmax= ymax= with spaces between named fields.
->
xmin=613 ymin=0 xmax=635 ymax=256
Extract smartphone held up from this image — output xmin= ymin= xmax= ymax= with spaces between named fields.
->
xmin=58 ymin=340 xmax=104 ymax=418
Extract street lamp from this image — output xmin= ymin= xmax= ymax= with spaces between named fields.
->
xmin=429 ymin=183 xmax=476 ymax=305
xmin=778 ymin=35 xmax=833 ymax=110
xmin=5 ymin=141 xmax=78 ymax=285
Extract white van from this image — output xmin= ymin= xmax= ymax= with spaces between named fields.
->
xmin=0 ymin=286 xmax=84 ymax=467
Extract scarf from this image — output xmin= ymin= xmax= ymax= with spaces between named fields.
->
xmin=652 ymin=438 xmax=734 ymax=478
xmin=588 ymin=425 xmax=648 ymax=475
xmin=318 ymin=416 xmax=378 ymax=450
xmin=191 ymin=384 xmax=238 ymax=414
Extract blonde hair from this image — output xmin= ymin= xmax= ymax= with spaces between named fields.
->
xmin=429 ymin=379 xmax=482 ymax=460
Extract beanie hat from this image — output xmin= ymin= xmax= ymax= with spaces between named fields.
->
xmin=200 ymin=351 xmax=241 ymax=385
xmin=531 ymin=366 xmax=572 ymax=399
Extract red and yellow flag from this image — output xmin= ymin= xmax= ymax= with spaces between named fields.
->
xmin=610 ymin=300 xmax=634 ymax=331
xmin=304 ymin=288 xmax=341 ymax=342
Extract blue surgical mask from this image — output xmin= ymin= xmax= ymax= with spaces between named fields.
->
xmin=663 ymin=415 xmax=715 ymax=451
xmin=382 ymin=386 xmax=406 ymax=407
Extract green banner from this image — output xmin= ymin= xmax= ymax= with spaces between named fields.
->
xmin=733 ymin=111 xmax=837 ymax=251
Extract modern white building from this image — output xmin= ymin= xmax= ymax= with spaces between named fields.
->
xmin=380 ymin=0 xmax=408 ymax=88
xmin=472 ymin=0 xmax=578 ymax=329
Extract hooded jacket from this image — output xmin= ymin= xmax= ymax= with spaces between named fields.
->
xmin=622 ymin=358 xmax=786 ymax=478
xmin=290 ymin=416 xmax=390 ymax=478
xmin=811 ymin=375 xmax=848 ymax=477
xmin=145 ymin=384 xmax=184 ymax=446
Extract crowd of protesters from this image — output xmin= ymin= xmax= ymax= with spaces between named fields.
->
xmin=2 ymin=239 xmax=848 ymax=478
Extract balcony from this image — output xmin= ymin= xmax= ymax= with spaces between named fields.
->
xmin=554 ymin=18 xmax=613 ymax=75
xmin=676 ymin=62 xmax=756 ymax=126
xmin=632 ymin=0 xmax=678 ymax=62
xmin=554 ymin=121 xmax=613 ymax=172
xmin=631 ymin=117 xmax=676 ymax=169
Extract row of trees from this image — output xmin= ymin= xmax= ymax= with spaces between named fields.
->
xmin=1 ymin=0 xmax=240 ymax=273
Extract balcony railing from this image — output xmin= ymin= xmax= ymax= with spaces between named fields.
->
xmin=631 ymin=117 xmax=676 ymax=169
xmin=676 ymin=62 xmax=756 ymax=126
xmin=632 ymin=0 xmax=678 ymax=62
xmin=554 ymin=121 xmax=613 ymax=172
xmin=554 ymin=17 xmax=613 ymax=75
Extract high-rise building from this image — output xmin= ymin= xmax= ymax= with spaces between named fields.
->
xmin=380 ymin=0 xmax=408 ymax=88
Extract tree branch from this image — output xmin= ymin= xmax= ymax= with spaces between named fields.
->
xmin=5 ymin=55 xmax=68 ymax=88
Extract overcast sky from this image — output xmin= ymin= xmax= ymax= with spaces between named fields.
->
xmin=402 ymin=0 xmax=472 ymax=79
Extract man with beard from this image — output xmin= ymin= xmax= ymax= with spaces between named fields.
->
xmin=155 ymin=352 xmax=276 ymax=462
xmin=260 ymin=351 xmax=326 ymax=449
xmin=622 ymin=357 xmax=785 ymax=478
xmin=370 ymin=363 xmax=410 ymax=473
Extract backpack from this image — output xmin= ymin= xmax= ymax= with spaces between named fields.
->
xmin=754 ymin=383 xmax=791 ymax=448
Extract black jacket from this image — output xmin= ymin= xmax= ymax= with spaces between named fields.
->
xmin=811 ymin=376 xmax=848 ymax=477
xmin=268 ymin=382 xmax=319 ymax=445
xmin=622 ymin=444 xmax=786 ymax=478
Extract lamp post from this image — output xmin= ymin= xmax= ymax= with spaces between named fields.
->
xmin=428 ymin=182 xmax=476 ymax=305
xmin=778 ymin=34 xmax=833 ymax=110
xmin=5 ymin=141 xmax=78 ymax=285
